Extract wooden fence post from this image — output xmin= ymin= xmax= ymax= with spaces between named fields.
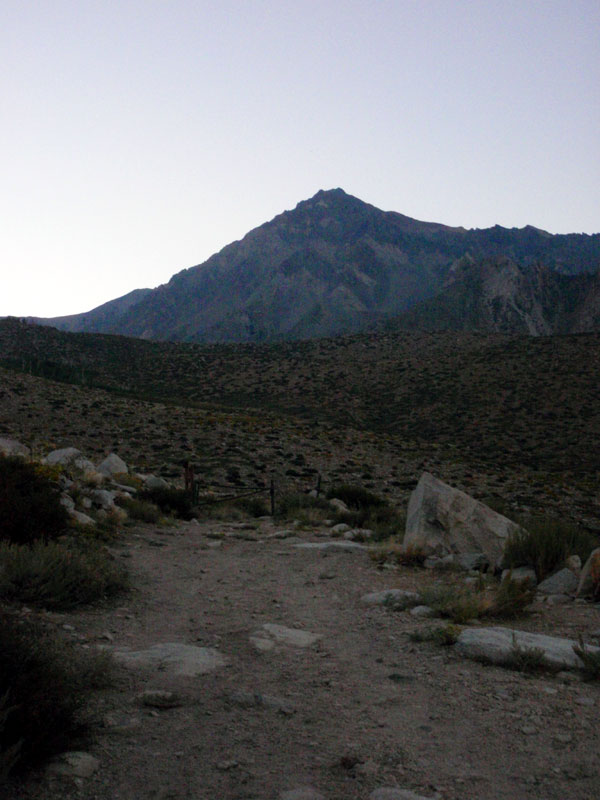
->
xmin=270 ymin=478 xmax=275 ymax=516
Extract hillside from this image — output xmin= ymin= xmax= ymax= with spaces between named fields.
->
xmin=29 ymin=189 xmax=600 ymax=342
xmin=1 ymin=318 xmax=599 ymax=493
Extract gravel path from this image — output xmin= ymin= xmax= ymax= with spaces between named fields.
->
xmin=8 ymin=519 xmax=600 ymax=800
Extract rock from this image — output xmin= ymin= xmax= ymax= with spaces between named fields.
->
xmin=501 ymin=567 xmax=537 ymax=587
xmin=0 ymin=437 xmax=30 ymax=458
xmin=97 ymin=453 xmax=128 ymax=477
xmin=456 ymin=552 xmax=489 ymax=572
xmin=46 ymin=751 xmax=100 ymax=778
xmin=370 ymin=789 xmax=434 ymax=800
xmin=404 ymin=472 xmax=522 ymax=567
xmin=250 ymin=623 xmax=322 ymax=651
xmin=576 ymin=548 xmax=600 ymax=598
xmin=226 ymin=690 xmax=295 ymax=715
xmin=60 ymin=493 xmax=75 ymax=512
xmin=329 ymin=498 xmax=349 ymax=513
xmin=90 ymin=489 xmax=118 ymax=509
xmin=294 ymin=541 xmax=366 ymax=552
xmin=138 ymin=690 xmax=184 ymax=708
xmin=566 ymin=554 xmax=582 ymax=573
xmin=537 ymin=568 xmax=578 ymax=596
xmin=455 ymin=627 xmax=600 ymax=671
xmin=142 ymin=474 xmax=169 ymax=489
xmin=410 ymin=605 xmax=437 ymax=618
xmin=69 ymin=510 xmax=96 ymax=526
xmin=361 ymin=589 xmax=420 ymax=609
xmin=44 ymin=448 xmax=96 ymax=474
xmin=113 ymin=643 xmax=227 ymax=676
xmin=331 ymin=523 xmax=351 ymax=534
xmin=343 ymin=528 xmax=375 ymax=541
xmin=280 ymin=788 xmax=325 ymax=800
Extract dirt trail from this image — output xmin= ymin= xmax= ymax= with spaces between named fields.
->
xmin=9 ymin=519 xmax=600 ymax=800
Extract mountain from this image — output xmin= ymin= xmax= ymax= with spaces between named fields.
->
xmin=31 ymin=188 xmax=600 ymax=342
xmin=389 ymin=257 xmax=600 ymax=335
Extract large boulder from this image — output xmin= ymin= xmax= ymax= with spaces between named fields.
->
xmin=97 ymin=453 xmax=128 ymax=477
xmin=43 ymin=447 xmax=96 ymax=475
xmin=404 ymin=472 xmax=521 ymax=567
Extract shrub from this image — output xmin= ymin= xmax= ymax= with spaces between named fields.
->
xmin=0 ymin=455 xmax=68 ymax=545
xmin=326 ymin=484 xmax=385 ymax=510
xmin=116 ymin=495 xmax=162 ymax=523
xmin=0 ymin=540 xmax=129 ymax=610
xmin=484 ymin=575 xmax=535 ymax=620
xmin=419 ymin=584 xmax=483 ymax=624
xmin=0 ymin=611 xmax=113 ymax=776
xmin=572 ymin=637 xmax=600 ymax=681
xmin=139 ymin=486 xmax=194 ymax=519
xmin=232 ymin=495 xmax=269 ymax=517
xmin=503 ymin=516 xmax=598 ymax=581
xmin=370 ymin=541 xmax=426 ymax=567
xmin=275 ymin=491 xmax=329 ymax=520
xmin=506 ymin=636 xmax=549 ymax=674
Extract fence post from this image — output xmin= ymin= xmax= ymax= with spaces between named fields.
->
xmin=270 ymin=478 xmax=275 ymax=516
xmin=316 ymin=473 xmax=321 ymax=497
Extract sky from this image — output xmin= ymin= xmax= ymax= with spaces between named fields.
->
xmin=2 ymin=0 xmax=599 ymax=318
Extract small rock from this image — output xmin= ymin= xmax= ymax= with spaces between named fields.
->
xmin=574 ymin=696 xmax=595 ymax=707
xmin=139 ymin=690 xmax=183 ymax=709
xmin=216 ymin=759 xmax=238 ymax=771
xmin=46 ymin=751 xmax=100 ymax=779
xmin=250 ymin=623 xmax=322 ymax=650
xmin=410 ymin=605 xmax=437 ymax=618
xmin=331 ymin=523 xmax=351 ymax=534
xmin=361 ymin=589 xmax=420 ymax=609
xmin=329 ymin=498 xmax=349 ymax=513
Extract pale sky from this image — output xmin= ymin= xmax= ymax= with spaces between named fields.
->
xmin=2 ymin=0 xmax=598 ymax=318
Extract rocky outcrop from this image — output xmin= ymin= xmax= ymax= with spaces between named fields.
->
xmin=404 ymin=473 xmax=521 ymax=567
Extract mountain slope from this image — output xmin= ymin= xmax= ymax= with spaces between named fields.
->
xmin=389 ymin=257 xmax=600 ymax=335
xmin=32 ymin=189 xmax=600 ymax=342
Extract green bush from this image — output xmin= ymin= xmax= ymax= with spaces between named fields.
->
xmin=485 ymin=575 xmax=535 ymax=620
xmin=233 ymin=495 xmax=270 ymax=517
xmin=0 ymin=540 xmax=129 ymax=610
xmin=503 ymin=516 xmax=598 ymax=581
xmin=0 ymin=455 xmax=68 ymax=545
xmin=0 ymin=611 xmax=113 ymax=776
xmin=138 ymin=486 xmax=194 ymax=519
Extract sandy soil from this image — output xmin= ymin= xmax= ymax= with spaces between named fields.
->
xmin=7 ymin=518 xmax=600 ymax=800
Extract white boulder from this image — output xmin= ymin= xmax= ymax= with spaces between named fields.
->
xmin=404 ymin=472 xmax=522 ymax=567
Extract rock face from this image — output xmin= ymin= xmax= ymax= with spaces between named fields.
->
xmin=404 ymin=472 xmax=521 ymax=567
xmin=455 ymin=627 xmax=600 ymax=671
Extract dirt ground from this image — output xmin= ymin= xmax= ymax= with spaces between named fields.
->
xmin=7 ymin=518 xmax=600 ymax=800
